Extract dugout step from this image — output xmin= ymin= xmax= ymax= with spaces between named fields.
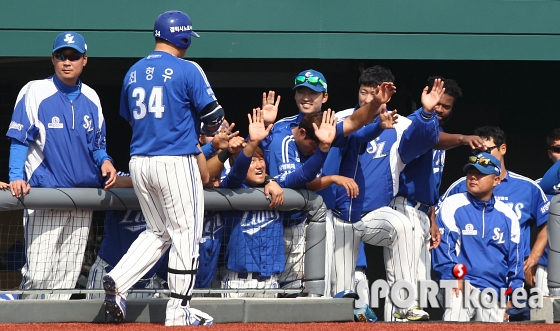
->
xmin=530 ymin=296 xmax=560 ymax=323
xmin=0 ymin=297 xmax=354 ymax=323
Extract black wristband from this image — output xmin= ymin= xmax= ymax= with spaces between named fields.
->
xmin=217 ymin=149 xmax=232 ymax=163
xmin=264 ymin=176 xmax=277 ymax=186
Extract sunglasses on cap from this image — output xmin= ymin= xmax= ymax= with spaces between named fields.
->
xmin=53 ymin=52 xmax=84 ymax=62
xmin=468 ymin=155 xmax=495 ymax=167
xmin=549 ymin=146 xmax=560 ymax=153
xmin=295 ymin=75 xmax=327 ymax=91
xmin=473 ymin=145 xmax=498 ymax=155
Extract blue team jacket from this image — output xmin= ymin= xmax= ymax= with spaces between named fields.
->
xmin=220 ymin=152 xmax=285 ymax=277
xmin=434 ymin=192 xmax=523 ymax=293
xmin=7 ymin=76 xmax=107 ymax=187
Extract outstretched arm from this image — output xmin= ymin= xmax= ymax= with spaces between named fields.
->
xmin=342 ymin=82 xmax=396 ymax=136
xmin=434 ymin=132 xmax=486 ymax=151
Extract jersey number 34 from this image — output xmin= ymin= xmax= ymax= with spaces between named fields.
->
xmin=132 ymin=86 xmax=165 ymax=120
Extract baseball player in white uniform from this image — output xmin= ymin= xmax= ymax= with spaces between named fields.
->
xmin=6 ymin=31 xmax=117 ymax=300
xmin=330 ymin=66 xmax=443 ymax=321
xmin=103 ymin=11 xmax=222 ymax=326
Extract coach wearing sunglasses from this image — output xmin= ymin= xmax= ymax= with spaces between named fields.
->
xmin=6 ymin=31 xmax=117 ymax=300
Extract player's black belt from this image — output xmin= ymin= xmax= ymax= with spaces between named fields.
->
xmin=406 ymin=199 xmax=431 ymax=214
xmin=237 ymin=272 xmax=271 ymax=282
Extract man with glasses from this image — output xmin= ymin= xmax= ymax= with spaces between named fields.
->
xmin=6 ymin=31 xmax=117 ymax=299
xmin=434 ymin=152 xmax=522 ymax=322
xmin=438 ymin=126 xmax=549 ymax=318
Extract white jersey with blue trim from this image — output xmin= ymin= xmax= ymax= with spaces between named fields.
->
xmin=120 ymin=51 xmax=217 ymax=156
xmin=334 ymin=107 xmax=440 ymax=223
xmin=438 ymin=171 xmax=549 ymax=259
xmin=433 ymin=192 xmax=523 ymax=293
xmin=6 ymin=76 xmax=107 ymax=188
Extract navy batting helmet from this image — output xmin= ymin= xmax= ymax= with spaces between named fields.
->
xmin=154 ymin=10 xmax=200 ymax=49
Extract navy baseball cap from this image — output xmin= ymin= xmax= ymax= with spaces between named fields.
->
xmin=463 ymin=152 xmax=501 ymax=175
xmin=293 ymin=69 xmax=328 ymax=93
xmin=52 ymin=31 xmax=87 ymax=54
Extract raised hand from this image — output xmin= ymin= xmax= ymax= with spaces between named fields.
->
xmin=313 ymin=109 xmax=337 ymax=152
xmin=248 ymin=107 xmax=273 ymax=143
xmin=212 ymin=121 xmax=239 ymax=150
xmin=378 ymin=105 xmax=398 ymax=129
xmin=421 ymin=78 xmax=445 ymax=112
xmin=262 ymin=91 xmax=281 ymax=126
xmin=373 ymin=82 xmax=397 ymax=105
xmin=227 ymin=136 xmax=246 ymax=155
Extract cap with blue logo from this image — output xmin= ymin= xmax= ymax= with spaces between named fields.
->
xmin=293 ymin=69 xmax=328 ymax=93
xmin=463 ymin=152 xmax=501 ymax=176
xmin=52 ymin=31 xmax=87 ymax=54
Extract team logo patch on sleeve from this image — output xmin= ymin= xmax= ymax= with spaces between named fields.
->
xmin=9 ymin=121 xmax=23 ymax=131
xmin=461 ymin=223 xmax=477 ymax=236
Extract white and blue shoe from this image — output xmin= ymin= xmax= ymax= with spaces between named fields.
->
xmin=185 ymin=307 xmax=214 ymax=326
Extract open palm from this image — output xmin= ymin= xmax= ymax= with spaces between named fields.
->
xmin=421 ymin=78 xmax=445 ymax=111
xmin=248 ymin=107 xmax=272 ymax=142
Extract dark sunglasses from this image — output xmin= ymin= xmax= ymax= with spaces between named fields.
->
xmin=473 ymin=145 xmax=498 ymax=155
xmin=295 ymin=75 xmax=327 ymax=91
xmin=549 ymin=146 xmax=560 ymax=153
xmin=468 ymin=155 xmax=495 ymax=167
xmin=53 ymin=52 xmax=84 ymax=61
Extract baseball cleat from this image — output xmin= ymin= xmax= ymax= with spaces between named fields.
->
xmin=103 ymin=275 xmax=126 ymax=322
xmin=186 ymin=307 xmax=214 ymax=326
xmin=353 ymin=304 xmax=377 ymax=322
xmin=393 ymin=305 xmax=429 ymax=321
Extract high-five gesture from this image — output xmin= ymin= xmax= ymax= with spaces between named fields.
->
xmin=373 ymin=82 xmax=397 ymax=105
xmin=211 ymin=121 xmax=239 ymax=150
xmin=379 ymin=105 xmax=399 ymax=129
xmin=262 ymin=91 xmax=281 ymax=127
xmin=248 ymin=107 xmax=273 ymax=143
xmin=421 ymin=78 xmax=445 ymax=112
xmin=313 ymin=109 xmax=337 ymax=152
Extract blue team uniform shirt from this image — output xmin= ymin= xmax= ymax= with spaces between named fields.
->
xmin=433 ymin=192 xmax=523 ymax=293
xmin=438 ymin=171 xmax=549 ymax=259
xmin=334 ymin=107 xmax=440 ymax=223
xmin=397 ymin=126 xmax=445 ymax=206
xmin=120 ymin=51 xmax=217 ymax=156
xmin=220 ymin=152 xmax=285 ymax=277
xmin=6 ymin=75 xmax=107 ymax=187
xmin=536 ymin=165 xmax=560 ymax=267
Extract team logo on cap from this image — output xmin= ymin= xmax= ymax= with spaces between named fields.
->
xmin=63 ymin=34 xmax=75 ymax=44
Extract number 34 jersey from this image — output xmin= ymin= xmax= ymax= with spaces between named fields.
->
xmin=120 ymin=51 xmax=217 ymax=156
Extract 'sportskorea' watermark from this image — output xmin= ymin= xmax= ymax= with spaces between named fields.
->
xmin=369 ymin=279 xmax=543 ymax=310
